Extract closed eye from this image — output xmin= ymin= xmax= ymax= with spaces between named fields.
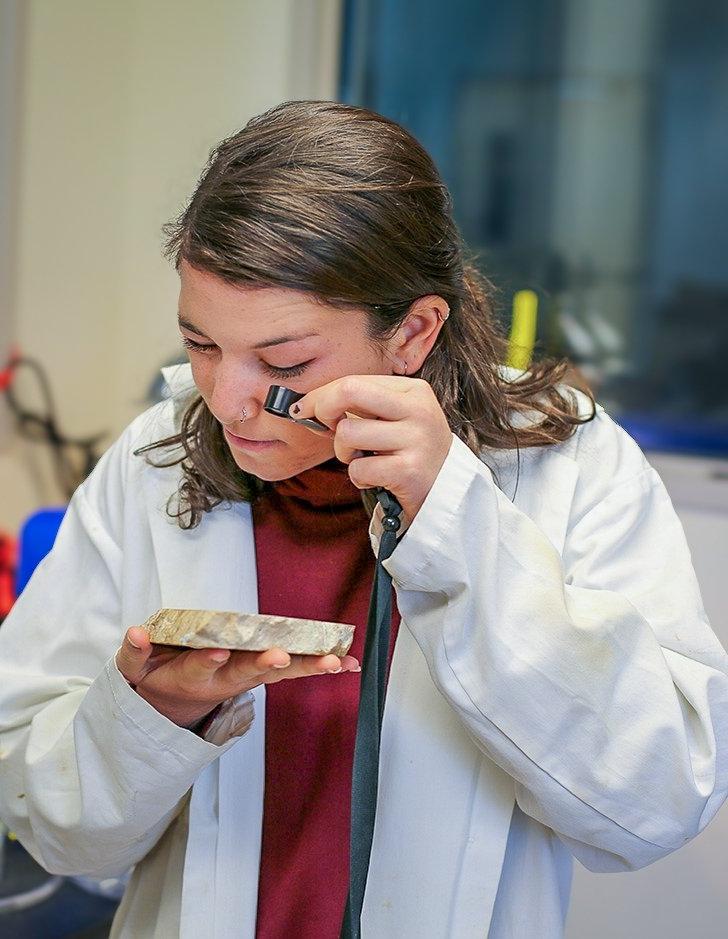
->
xmin=262 ymin=360 xmax=314 ymax=378
xmin=181 ymin=336 xmax=312 ymax=378
xmin=181 ymin=335 xmax=216 ymax=354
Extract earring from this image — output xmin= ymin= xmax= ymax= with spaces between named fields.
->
xmin=402 ymin=361 xmax=408 ymax=376
xmin=438 ymin=306 xmax=450 ymax=322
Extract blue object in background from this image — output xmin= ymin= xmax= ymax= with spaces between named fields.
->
xmin=6 ymin=505 xmax=122 ymax=938
xmin=618 ymin=415 xmax=728 ymax=459
xmin=16 ymin=508 xmax=66 ymax=596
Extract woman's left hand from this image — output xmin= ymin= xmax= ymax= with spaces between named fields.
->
xmin=290 ymin=375 xmax=453 ymax=523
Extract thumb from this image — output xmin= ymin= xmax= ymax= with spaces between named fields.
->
xmin=115 ymin=626 xmax=152 ymax=685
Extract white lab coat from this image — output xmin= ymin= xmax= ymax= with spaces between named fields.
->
xmin=0 ymin=364 xmax=727 ymax=939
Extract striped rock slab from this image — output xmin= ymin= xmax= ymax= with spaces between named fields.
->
xmin=143 ymin=608 xmax=355 ymax=657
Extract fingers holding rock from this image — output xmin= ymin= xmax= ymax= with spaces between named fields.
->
xmin=221 ymin=648 xmax=360 ymax=685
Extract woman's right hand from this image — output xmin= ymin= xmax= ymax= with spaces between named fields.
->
xmin=115 ymin=626 xmax=360 ymax=729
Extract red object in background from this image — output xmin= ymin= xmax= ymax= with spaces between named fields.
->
xmin=0 ymin=347 xmax=20 ymax=391
xmin=0 ymin=533 xmax=17 ymax=619
xmin=0 ymin=349 xmax=20 ymax=617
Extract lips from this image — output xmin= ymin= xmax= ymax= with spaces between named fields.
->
xmin=223 ymin=427 xmax=282 ymax=451
xmin=228 ymin=431 xmax=275 ymax=443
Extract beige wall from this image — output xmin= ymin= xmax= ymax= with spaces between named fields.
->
xmin=0 ymin=0 xmax=341 ymax=530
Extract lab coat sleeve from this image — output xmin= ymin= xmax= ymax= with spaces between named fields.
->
xmin=380 ymin=418 xmax=728 ymax=873
xmin=0 ymin=418 xmax=251 ymax=878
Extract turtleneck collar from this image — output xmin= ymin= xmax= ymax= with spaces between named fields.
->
xmin=271 ymin=458 xmax=363 ymax=508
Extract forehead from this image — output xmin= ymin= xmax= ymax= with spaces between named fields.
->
xmin=178 ymin=262 xmax=330 ymax=327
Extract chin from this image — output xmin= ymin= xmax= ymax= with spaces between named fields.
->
xmin=228 ymin=453 xmax=287 ymax=480
xmin=228 ymin=449 xmax=325 ymax=482
xmin=247 ymin=464 xmax=296 ymax=482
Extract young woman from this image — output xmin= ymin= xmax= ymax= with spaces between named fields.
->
xmin=1 ymin=101 xmax=727 ymax=939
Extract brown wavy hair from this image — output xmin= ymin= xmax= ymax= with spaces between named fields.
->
xmin=139 ymin=100 xmax=594 ymax=528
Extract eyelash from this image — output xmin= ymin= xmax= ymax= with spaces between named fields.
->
xmin=180 ymin=336 xmax=312 ymax=378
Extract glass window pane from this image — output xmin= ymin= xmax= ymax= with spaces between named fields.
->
xmin=341 ymin=0 xmax=728 ymax=455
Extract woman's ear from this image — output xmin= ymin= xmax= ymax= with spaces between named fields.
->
xmin=390 ymin=295 xmax=450 ymax=374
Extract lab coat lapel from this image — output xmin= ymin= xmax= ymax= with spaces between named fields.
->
xmin=360 ymin=445 xmax=578 ymax=934
xmin=146 ymin=479 xmax=266 ymax=939
xmin=145 ymin=481 xmax=258 ymax=614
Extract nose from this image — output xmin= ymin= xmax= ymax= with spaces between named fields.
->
xmin=207 ymin=357 xmax=266 ymax=427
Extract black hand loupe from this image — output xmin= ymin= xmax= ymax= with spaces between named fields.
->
xmin=263 ymin=385 xmax=330 ymax=432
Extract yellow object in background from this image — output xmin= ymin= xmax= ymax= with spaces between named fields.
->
xmin=507 ymin=290 xmax=538 ymax=370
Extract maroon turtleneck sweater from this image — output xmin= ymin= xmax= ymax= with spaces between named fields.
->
xmin=252 ymin=459 xmax=400 ymax=939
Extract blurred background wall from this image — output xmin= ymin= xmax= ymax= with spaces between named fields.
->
xmin=0 ymin=0 xmax=341 ymax=530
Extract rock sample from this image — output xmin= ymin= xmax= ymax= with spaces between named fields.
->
xmin=143 ymin=608 xmax=355 ymax=657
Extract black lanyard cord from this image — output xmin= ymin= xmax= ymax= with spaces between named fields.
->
xmin=340 ymin=487 xmax=402 ymax=939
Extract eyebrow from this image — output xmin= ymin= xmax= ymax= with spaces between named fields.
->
xmin=177 ymin=315 xmax=319 ymax=349
xmin=177 ymin=315 xmax=210 ymax=338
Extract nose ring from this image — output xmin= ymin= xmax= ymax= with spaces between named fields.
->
xmin=240 ymin=406 xmax=248 ymax=424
